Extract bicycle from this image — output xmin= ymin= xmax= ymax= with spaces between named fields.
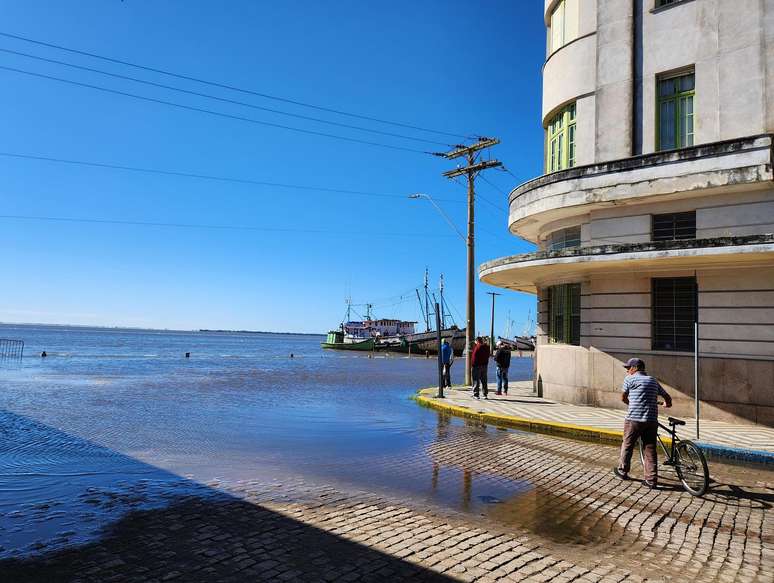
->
xmin=638 ymin=416 xmax=710 ymax=496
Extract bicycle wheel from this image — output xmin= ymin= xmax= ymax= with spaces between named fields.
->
xmin=674 ymin=440 xmax=709 ymax=496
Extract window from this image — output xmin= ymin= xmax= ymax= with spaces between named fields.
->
xmin=652 ymin=212 xmax=696 ymax=241
xmin=548 ymin=283 xmax=581 ymax=345
xmin=652 ymin=277 xmax=697 ymax=351
xmin=546 ymin=103 xmax=576 ymax=173
xmin=657 ymin=71 xmax=694 ymax=151
xmin=549 ymin=226 xmax=581 ymax=251
xmin=548 ymin=0 xmax=579 ymax=54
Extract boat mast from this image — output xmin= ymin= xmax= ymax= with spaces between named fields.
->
xmin=439 ymin=274 xmax=445 ymax=330
xmin=416 ymin=289 xmax=427 ymax=329
xmin=424 ymin=268 xmax=430 ymax=332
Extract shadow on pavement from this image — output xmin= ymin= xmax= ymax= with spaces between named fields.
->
xmin=2 ymin=496 xmax=454 ymax=582
xmin=0 ymin=409 xmax=454 ymax=582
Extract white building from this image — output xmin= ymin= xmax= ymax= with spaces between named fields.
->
xmin=481 ymin=0 xmax=774 ymax=425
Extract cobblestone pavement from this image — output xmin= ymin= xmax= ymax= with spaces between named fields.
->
xmin=425 ymin=383 xmax=774 ymax=453
xmin=1 ymin=422 xmax=772 ymax=582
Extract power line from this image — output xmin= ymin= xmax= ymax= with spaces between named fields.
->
xmin=0 ymin=151 xmax=465 ymax=204
xmin=0 ymin=214 xmax=458 ymax=239
xmin=0 ymin=30 xmax=473 ymax=140
xmin=0 ymin=48 xmax=450 ymax=147
xmin=478 ymin=174 xmax=508 ymax=211
xmin=0 ymin=65 xmax=431 ymax=154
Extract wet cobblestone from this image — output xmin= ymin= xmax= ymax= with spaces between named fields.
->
xmin=1 ymin=426 xmax=771 ymax=582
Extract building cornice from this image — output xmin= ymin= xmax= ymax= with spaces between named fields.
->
xmin=479 ymin=234 xmax=774 ymax=293
xmin=507 ymin=135 xmax=774 ymax=241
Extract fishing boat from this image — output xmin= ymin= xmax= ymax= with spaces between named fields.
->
xmin=394 ymin=326 xmax=467 ymax=356
xmin=321 ymin=329 xmax=375 ymax=351
xmin=321 ymin=300 xmax=411 ymax=352
xmin=378 ymin=270 xmax=467 ymax=356
xmin=497 ymin=335 xmax=535 ymax=351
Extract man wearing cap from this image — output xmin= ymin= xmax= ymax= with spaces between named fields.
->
xmin=614 ymin=357 xmax=673 ymax=488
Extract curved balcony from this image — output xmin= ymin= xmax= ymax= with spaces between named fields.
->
xmin=508 ymin=135 xmax=774 ymax=241
xmin=480 ymin=234 xmax=774 ymax=294
xmin=542 ymin=32 xmax=596 ymax=122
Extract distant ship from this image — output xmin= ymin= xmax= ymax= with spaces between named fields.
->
xmin=321 ymin=302 xmax=414 ymax=352
xmin=322 ymin=270 xmax=465 ymax=356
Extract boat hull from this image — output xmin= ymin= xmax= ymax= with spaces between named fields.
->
xmin=321 ymin=338 xmax=375 ymax=351
xmin=380 ymin=328 xmax=467 ymax=356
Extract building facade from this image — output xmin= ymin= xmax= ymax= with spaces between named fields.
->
xmin=481 ymin=0 xmax=774 ymax=425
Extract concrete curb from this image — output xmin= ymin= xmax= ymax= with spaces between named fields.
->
xmin=413 ymin=388 xmax=774 ymax=466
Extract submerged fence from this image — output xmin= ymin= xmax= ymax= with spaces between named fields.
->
xmin=0 ymin=338 xmax=24 ymax=363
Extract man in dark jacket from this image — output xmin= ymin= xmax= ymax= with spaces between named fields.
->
xmin=493 ymin=341 xmax=511 ymax=395
xmin=470 ymin=337 xmax=490 ymax=399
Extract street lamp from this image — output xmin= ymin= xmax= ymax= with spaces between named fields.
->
xmin=409 ymin=193 xmax=473 ymax=386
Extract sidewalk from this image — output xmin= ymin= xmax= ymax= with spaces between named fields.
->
xmin=415 ymin=381 xmax=774 ymax=465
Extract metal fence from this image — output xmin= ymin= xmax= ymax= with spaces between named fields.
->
xmin=0 ymin=338 xmax=24 ymax=363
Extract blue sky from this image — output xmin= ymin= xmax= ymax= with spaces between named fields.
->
xmin=0 ymin=0 xmax=545 ymax=334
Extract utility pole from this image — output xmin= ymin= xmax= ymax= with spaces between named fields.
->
xmin=438 ymin=137 xmax=502 ymax=386
xmin=487 ymin=292 xmax=501 ymax=349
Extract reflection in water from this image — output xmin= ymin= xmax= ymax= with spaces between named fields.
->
xmin=487 ymin=486 xmax=624 ymax=546
xmin=462 ymin=469 xmax=472 ymax=511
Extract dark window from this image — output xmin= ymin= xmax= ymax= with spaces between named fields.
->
xmin=655 ymin=0 xmax=690 ymax=8
xmin=652 ymin=277 xmax=697 ymax=351
xmin=652 ymin=211 xmax=696 ymax=241
xmin=548 ymin=283 xmax=581 ymax=345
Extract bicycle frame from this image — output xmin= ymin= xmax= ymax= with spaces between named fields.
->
xmin=654 ymin=421 xmax=678 ymax=466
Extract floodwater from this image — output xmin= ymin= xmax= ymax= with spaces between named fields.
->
xmin=0 ymin=324 xmax=535 ymax=558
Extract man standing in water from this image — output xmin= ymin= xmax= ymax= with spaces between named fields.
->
xmin=440 ymin=339 xmax=454 ymax=388
xmin=614 ymin=357 xmax=672 ymax=488
xmin=470 ymin=337 xmax=490 ymax=399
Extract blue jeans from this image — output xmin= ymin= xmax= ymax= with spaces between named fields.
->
xmin=496 ymin=367 xmax=509 ymax=393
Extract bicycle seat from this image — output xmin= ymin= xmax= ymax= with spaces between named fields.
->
xmin=668 ymin=416 xmax=686 ymax=426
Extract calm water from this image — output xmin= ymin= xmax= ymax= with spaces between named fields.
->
xmin=0 ymin=324 xmax=533 ymax=557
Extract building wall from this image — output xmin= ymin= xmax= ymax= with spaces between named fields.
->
xmin=536 ymin=188 xmax=774 ymax=248
xmin=639 ymin=0 xmax=772 ymax=153
xmin=542 ymin=0 xmax=774 ymax=170
xmin=536 ymin=266 xmax=774 ymax=425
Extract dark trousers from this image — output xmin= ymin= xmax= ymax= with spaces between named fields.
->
xmin=496 ymin=367 xmax=509 ymax=393
xmin=442 ymin=362 xmax=453 ymax=387
xmin=472 ymin=364 xmax=488 ymax=397
xmin=618 ymin=419 xmax=658 ymax=483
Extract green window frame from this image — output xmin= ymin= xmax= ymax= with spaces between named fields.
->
xmin=548 ymin=0 xmax=579 ymax=55
xmin=548 ymin=283 xmax=581 ymax=345
xmin=546 ymin=103 xmax=576 ymax=173
xmin=657 ymin=71 xmax=694 ymax=151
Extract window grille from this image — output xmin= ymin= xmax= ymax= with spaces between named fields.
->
xmin=652 ymin=277 xmax=696 ymax=351
xmin=652 ymin=212 xmax=696 ymax=241
xmin=548 ymin=283 xmax=581 ymax=345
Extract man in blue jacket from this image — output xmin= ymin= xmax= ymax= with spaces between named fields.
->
xmin=440 ymin=339 xmax=454 ymax=388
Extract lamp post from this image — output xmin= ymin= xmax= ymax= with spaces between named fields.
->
xmin=409 ymin=193 xmax=471 ymax=384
